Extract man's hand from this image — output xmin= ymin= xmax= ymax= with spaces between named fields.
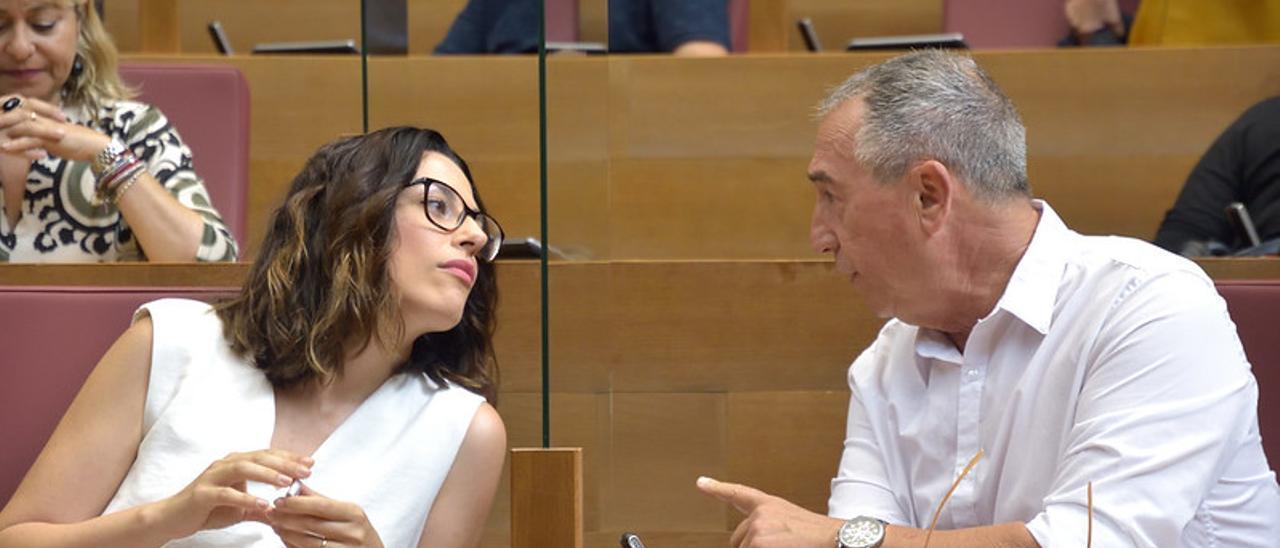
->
xmin=1064 ymin=0 xmax=1125 ymax=37
xmin=696 ymin=476 xmax=843 ymax=548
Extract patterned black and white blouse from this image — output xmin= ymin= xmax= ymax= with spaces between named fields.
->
xmin=0 ymin=100 xmax=238 ymax=262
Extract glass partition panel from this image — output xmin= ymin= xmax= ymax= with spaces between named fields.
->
xmin=363 ymin=1 xmax=548 ymax=545
xmin=544 ymin=1 xmax=867 ymax=546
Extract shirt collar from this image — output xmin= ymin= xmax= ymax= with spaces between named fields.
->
xmin=991 ymin=200 xmax=1071 ymax=335
xmin=912 ymin=200 xmax=1072 ymax=360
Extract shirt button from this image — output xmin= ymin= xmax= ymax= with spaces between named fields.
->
xmin=966 ymin=369 xmax=980 ymax=377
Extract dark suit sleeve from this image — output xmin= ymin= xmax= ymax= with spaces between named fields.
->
xmin=1154 ymin=97 xmax=1280 ymax=253
xmin=434 ymin=0 xmax=539 ymax=54
xmin=651 ymin=0 xmax=731 ymax=51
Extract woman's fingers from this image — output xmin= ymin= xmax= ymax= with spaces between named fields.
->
xmin=273 ymin=492 xmax=358 ymax=522
xmin=242 ymin=450 xmax=313 ymax=480
xmin=2 ymin=136 xmax=56 ymax=157
xmin=0 ymin=96 xmax=64 ymax=129
xmin=201 ymin=484 xmax=270 ymax=513
xmin=0 ymin=109 xmax=35 ymax=130
xmin=275 ymin=527 xmax=342 ymax=548
xmin=3 ymin=119 xmax=65 ymax=142
xmin=208 ymin=458 xmax=295 ymax=489
xmin=22 ymin=96 xmax=67 ymax=121
xmin=0 ymin=138 xmax=49 ymax=160
xmin=270 ymin=511 xmax=344 ymax=538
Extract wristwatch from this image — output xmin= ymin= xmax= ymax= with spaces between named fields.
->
xmin=837 ymin=516 xmax=886 ymax=548
xmin=91 ymin=137 xmax=128 ymax=176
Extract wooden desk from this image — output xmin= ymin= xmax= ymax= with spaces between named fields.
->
xmin=4 ymin=257 xmax=1276 ymax=546
xmin=106 ymin=0 xmax=940 ymax=55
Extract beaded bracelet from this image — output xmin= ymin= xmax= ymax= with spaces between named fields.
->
xmin=92 ymin=151 xmax=143 ymax=206
xmin=109 ymin=165 xmax=147 ymax=205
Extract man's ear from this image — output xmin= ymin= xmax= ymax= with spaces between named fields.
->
xmin=911 ymin=160 xmax=953 ymax=235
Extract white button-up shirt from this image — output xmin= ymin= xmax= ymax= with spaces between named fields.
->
xmin=828 ymin=202 xmax=1280 ymax=547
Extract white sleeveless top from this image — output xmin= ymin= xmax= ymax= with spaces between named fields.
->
xmin=101 ymin=299 xmax=485 ymax=547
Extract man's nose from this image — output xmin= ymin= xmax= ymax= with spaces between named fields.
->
xmin=810 ymin=218 xmax=835 ymax=254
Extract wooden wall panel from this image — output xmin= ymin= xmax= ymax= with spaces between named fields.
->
xmin=103 ymin=0 xmax=140 ymax=52
xmin=726 ymin=391 xmax=849 ymax=520
xmin=983 ymin=47 xmax=1280 ymax=240
xmin=604 ymin=393 xmax=729 ymax=532
xmin=365 ymin=56 xmax=543 ymax=252
xmin=579 ymin=0 xmax=608 ymax=44
xmin=109 ymin=0 xmax=465 ymax=55
xmin=601 ymin=47 xmax=1280 ymax=258
xmin=749 ymin=0 xmax=943 ymax=52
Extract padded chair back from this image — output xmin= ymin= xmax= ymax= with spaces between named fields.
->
xmin=1216 ymin=280 xmax=1280 ymax=469
xmin=546 ymin=0 xmax=579 ymax=42
xmin=730 ymin=0 xmax=749 ymax=52
xmin=0 ymin=286 xmax=236 ymax=507
xmin=117 ymin=64 xmax=250 ymax=245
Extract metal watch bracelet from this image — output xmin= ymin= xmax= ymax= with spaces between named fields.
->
xmin=91 ymin=137 xmax=128 ymax=177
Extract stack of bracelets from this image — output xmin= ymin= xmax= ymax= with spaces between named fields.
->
xmin=91 ymin=137 xmax=146 ymax=207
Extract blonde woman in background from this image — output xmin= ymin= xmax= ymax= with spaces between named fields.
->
xmin=0 ymin=0 xmax=237 ymax=262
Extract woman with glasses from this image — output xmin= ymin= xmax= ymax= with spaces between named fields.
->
xmin=0 ymin=127 xmax=506 ymax=547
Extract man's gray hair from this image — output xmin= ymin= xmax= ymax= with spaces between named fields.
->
xmin=817 ymin=50 xmax=1029 ymax=201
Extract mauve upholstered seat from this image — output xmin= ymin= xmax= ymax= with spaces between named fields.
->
xmin=0 ymin=287 xmax=236 ymax=506
xmin=118 ymin=64 xmax=250 ymax=245
xmin=1216 ymin=280 xmax=1280 ymax=469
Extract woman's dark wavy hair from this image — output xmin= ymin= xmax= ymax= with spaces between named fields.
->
xmin=216 ymin=127 xmax=499 ymax=402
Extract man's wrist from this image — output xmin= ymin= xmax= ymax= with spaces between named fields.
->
xmin=837 ymin=515 xmax=887 ymax=548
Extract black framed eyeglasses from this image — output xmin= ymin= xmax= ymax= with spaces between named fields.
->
xmin=406 ymin=177 xmax=505 ymax=262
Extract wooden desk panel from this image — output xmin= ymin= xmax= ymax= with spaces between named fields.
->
xmin=117 ymin=47 xmax=1280 ymax=260
xmin=108 ymin=0 xmax=939 ymax=55
xmin=602 ymin=47 xmax=1280 ymax=258
xmin=4 ymin=259 xmax=1276 ymax=547
xmin=749 ymin=0 xmax=943 ymax=52
xmin=107 ymin=0 xmax=467 ymax=55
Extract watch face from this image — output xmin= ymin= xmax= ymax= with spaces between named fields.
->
xmin=838 ymin=517 xmax=885 ymax=548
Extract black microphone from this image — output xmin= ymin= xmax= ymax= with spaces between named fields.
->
xmin=1225 ymin=202 xmax=1262 ymax=248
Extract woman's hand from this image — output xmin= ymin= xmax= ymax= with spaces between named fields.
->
xmin=269 ymin=483 xmax=385 ymax=548
xmin=0 ymin=94 xmax=108 ymax=162
xmin=150 ymin=449 xmax=314 ymax=542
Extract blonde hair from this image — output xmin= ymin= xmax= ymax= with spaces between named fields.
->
xmin=61 ymin=0 xmax=135 ymax=113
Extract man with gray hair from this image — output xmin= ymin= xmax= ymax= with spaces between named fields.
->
xmin=697 ymin=50 xmax=1279 ymax=547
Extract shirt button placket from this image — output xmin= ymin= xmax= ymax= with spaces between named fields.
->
xmin=953 ymin=360 xmax=984 ymax=526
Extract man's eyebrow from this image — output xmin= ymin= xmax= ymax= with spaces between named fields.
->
xmin=808 ymin=170 xmax=833 ymax=184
